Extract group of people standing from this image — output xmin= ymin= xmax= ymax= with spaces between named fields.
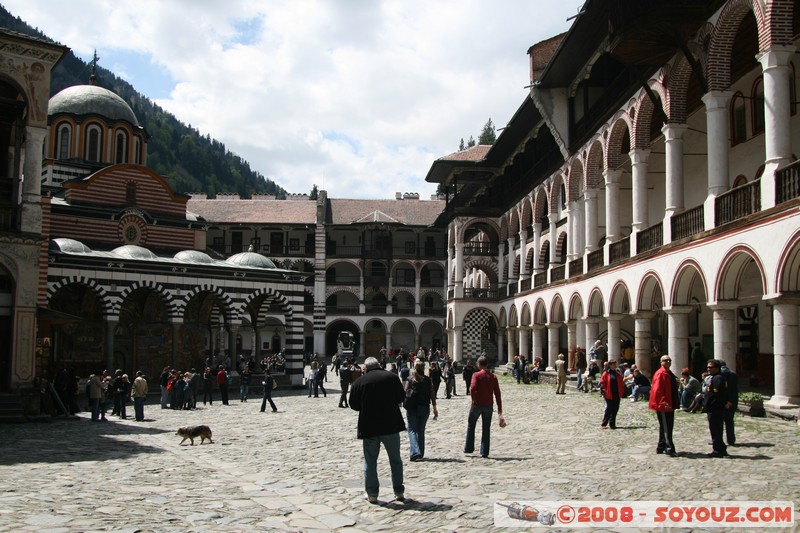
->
xmin=85 ymin=369 xmax=148 ymax=422
xmin=348 ymin=354 xmax=503 ymax=504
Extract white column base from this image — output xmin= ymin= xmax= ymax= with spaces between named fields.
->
xmin=764 ymin=395 xmax=800 ymax=409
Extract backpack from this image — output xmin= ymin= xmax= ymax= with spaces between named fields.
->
xmin=403 ymin=382 xmax=418 ymax=410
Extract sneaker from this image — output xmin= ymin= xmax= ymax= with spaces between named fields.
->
xmin=601 ymin=425 xmax=608 ymax=429
xmin=394 ymin=492 xmax=405 ymax=502
xmin=366 ymin=494 xmax=378 ymax=504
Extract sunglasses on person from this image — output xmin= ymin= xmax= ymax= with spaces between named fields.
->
xmin=661 ymin=359 xmax=671 ymax=363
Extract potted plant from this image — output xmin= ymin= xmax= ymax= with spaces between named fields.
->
xmin=739 ymin=392 xmax=765 ymax=417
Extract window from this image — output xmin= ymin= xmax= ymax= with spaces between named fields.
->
xmin=731 ymin=92 xmax=747 ymax=145
xmin=133 ymin=137 xmax=142 ymax=164
xmin=126 ymin=181 xmax=137 ymax=204
xmin=57 ymin=123 xmax=71 ymax=160
xmin=289 ymin=238 xmax=300 ymax=251
xmin=405 ymin=241 xmax=415 ymax=254
xmin=86 ymin=125 xmax=102 ymax=162
xmin=751 ymin=78 xmax=765 ymax=135
xmin=115 ymin=131 xmax=128 ymax=163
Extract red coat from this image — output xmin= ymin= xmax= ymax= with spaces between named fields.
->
xmin=600 ymin=369 xmax=624 ymax=399
xmin=649 ymin=366 xmax=678 ymax=412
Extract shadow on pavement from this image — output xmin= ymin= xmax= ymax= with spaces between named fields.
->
xmin=384 ymin=499 xmax=453 ymax=511
xmin=676 ymin=451 xmax=773 ymax=461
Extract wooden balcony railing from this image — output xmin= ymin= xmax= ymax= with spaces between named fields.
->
xmin=520 ymin=278 xmax=531 ymax=291
xmin=776 ymin=159 xmax=800 ymax=204
xmin=587 ymin=249 xmax=604 ymax=272
xmin=550 ymin=264 xmax=565 ymax=282
xmin=671 ymin=204 xmax=704 ymax=241
xmin=568 ymin=258 xmax=584 ymax=278
xmin=533 ymin=271 xmax=547 ymax=288
xmin=464 ymin=288 xmax=498 ymax=300
xmin=463 ymin=243 xmax=497 ymax=256
xmin=609 ymin=236 xmax=630 ymax=264
xmin=715 ymin=180 xmax=760 ymax=226
xmin=636 ymin=222 xmax=663 ymax=254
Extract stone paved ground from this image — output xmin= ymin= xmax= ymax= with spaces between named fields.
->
xmin=0 ymin=372 xmax=798 ymax=532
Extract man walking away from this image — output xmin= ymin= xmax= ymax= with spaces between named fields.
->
xmin=339 ymin=359 xmax=353 ymax=408
xmin=555 ymin=354 xmax=568 ymax=394
xmin=720 ymin=361 xmax=738 ymax=446
xmin=464 ymin=356 xmax=503 ymax=458
xmin=349 ymin=357 xmax=406 ymax=504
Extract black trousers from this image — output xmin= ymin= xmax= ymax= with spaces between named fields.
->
xmin=602 ymin=398 xmax=620 ymax=428
xmin=339 ymin=381 xmax=350 ymax=406
xmin=656 ymin=410 xmax=676 ymax=452
xmin=723 ymin=406 xmax=736 ymax=445
xmin=708 ymin=409 xmax=727 ymax=454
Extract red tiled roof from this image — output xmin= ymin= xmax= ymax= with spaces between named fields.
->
xmin=329 ymin=198 xmax=445 ymax=226
xmin=439 ymin=145 xmax=492 ymax=162
xmin=187 ymin=198 xmax=317 ymax=224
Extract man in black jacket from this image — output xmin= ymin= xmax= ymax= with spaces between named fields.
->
xmin=349 ymin=357 xmax=406 ymax=504
xmin=703 ymin=359 xmax=731 ymax=457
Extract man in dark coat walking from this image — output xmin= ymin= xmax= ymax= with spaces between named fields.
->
xmin=349 ymin=357 xmax=406 ymax=504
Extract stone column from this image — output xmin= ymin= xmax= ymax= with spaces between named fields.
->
xmin=21 ymin=126 xmax=47 ymax=234
xmin=606 ymin=315 xmax=622 ymax=362
xmin=531 ymin=325 xmax=543 ymax=362
xmin=603 ymin=169 xmax=622 ymax=243
xmin=497 ymin=245 xmax=506 ymax=284
xmin=497 ymin=328 xmax=506 ymax=364
xmin=584 ymin=319 xmax=599 ymax=352
xmin=702 ymin=91 xmax=733 ymax=197
xmin=665 ymin=307 xmax=692 ymax=372
xmin=567 ymin=321 xmax=577 ymax=370
xmin=547 ymin=324 xmax=560 ymax=370
xmin=414 ymin=278 xmax=421 ymax=314
xmin=255 ymin=328 xmax=262 ymax=360
xmin=385 ymin=332 xmax=392 ymax=352
xmin=532 ymin=222 xmax=542 ymax=272
xmin=173 ymin=323 xmax=182 ymax=368
xmin=766 ymin=301 xmax=800 ymax=408
xmin=517 ymin=327 xmax=530 ymax=360
xmin=454 ymin=242 xmax=464 ymax=298
xmin=519 ymin=229 xmax=529 ymax=279
xmin=507 ymin=237 xmax=516 ymax=284
xmin=452 ymin=326 xmax=463 ymax=362
xmin=228 ymin=325 xmax=239 ymax=367
xmin=634 ymin=312 xmax=655 ymax=376
xmin=548 ymin=214 xmax=558 ymax=265
xmin=506 ymin=327 xmax=517 ymax=361
xmin=629 ymin=149 xmax=650 ymax=234
xmin=758 ymin=45 xmax=796 ymax=209
xmin=360 ymin=330 xmax=366 ymax=358
xmin=663 ymin=123 xmax=687 ymax=220
xmin=709 ymin=304 xmax=737 ymax=373
xmin=106 ymin=320 xmax=118 ymax=371
xmin=584 ymin=190 xmax=598 ymax=254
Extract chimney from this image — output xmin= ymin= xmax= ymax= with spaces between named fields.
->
xmin=396 ymin=192 xmax=402 ymax=200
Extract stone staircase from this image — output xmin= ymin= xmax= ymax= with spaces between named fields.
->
xmin=0 ymin=392 xmax=28 ymax=423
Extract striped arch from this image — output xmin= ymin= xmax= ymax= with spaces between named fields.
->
xmin=550 ymin=294 xmax=566 ymax=323
xmin=499 ymin=215 xmax=510 ymax=242
xmin=508 ymin=304 xmax=519 ymax=328
xmin=508 ymin=209 xmax=521 ymax=236
xmin=707 ymin=0 xmax=768 ymax=91
xmin=47 ymin=276 xmax=114 ymax=319
xmin=184 ymin=284 xmax=235 ymax=314
xmin=587 ymin=287 xmax=605 ymax=317
xmin=763 ymin=0 xmax=795 ymax=48
xmin=520 ymin=302 xmax=532 ymax=327
xmin=520 ymin=195 xmax=534 ymax=232
xmin=464 ymin=258 xmax=499 ymax=283
xmin=609 ymin=281 xmax=631 ymax=315
xmin=498 ymin=306 xmax=508 ymax=328
xmin=568 ymin=292 xmax=584 ymax=321
xmin=533 ymin=298 xmax=548 ymax=325
xmin=533 ymin=187 xmax=549 ymax=223
xmin=548 ymin=174 xmax=566 ymax=214
xmin=447 ymin=309 xmax=455 ymax=329
xmin=460 ymin=217 xmax=502 ymax=245
xmin=326 ymin=286 xmax=361 ymax=299
xmin=715 ymin=245 xmax=767 ymax=301
xmin=775 ymin=228 xmax=800 ymax=293
xmin=116 ymin=280 xmax=179 ymax=320
xmin=604 ymin=116 xmax=632 ymax=170
xmin=632 ymin=79 xmax=668 ymax=149
xmin=671 ymin=259 xmax=709 ymax=306
xmin=241 ymin=286 xmax=295 ymax=323
xmin=566 ymin=159 xmax=583 ymax=204
xmin=637 ymin=272 xmax=665 ymax=313
xmin=584 ymin=140 xmax=604 ymax=190
xmin=287 ymin=258 xmax=314 ymax=271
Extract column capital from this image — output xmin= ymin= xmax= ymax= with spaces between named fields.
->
xmin=603 ymin=168 xmax=622 ymax=185
xmin=531 ymin=324 xmax=546 ymax=331
xmin=663 ymin=305 xmax=693 ymax=315
xmin=707 ymin=301 xmax=739 ymax=312
xmin=604 ymin=313 xmax=624 ymax=321
xmin=661 ymin=123 xmax=688 ymax=140
xmin=701 ymin=90 xmax=734 ymax=110
xmin=628 ymin=148 xmax=651 ymax=164
xmin=545 ymin=322 xmax=561 ymax=330
xmin=582 ymin=317 xmax=599 ymax=324
xmin=765 ymin=296 xmax=800 ymax=307
xmin=633 ymin=310 xmax=657 ymax=319
xmin=757 ymin=44 xmax=797 ymax=70
xmin=584 ymin=188 xmax=598 ymax=200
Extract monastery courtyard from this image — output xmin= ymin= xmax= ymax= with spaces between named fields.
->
xmin=0 ymin=373 xmax=797 ymax=532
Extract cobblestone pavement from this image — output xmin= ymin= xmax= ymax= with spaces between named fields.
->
xmin=0 ymin=373 xmax=798 ymax=532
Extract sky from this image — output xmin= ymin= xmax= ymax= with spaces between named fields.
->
xmin=8 ymin=0 xmax=582 ymax=199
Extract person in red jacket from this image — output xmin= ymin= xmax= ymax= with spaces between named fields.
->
xmin=648 ymin=355 xmax=680 ymax=456
xmin=600 ymin=360 xmax=624 ymax=429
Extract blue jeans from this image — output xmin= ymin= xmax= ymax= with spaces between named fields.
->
xmin=631 ymin=385 xmax=651 ymax=401
xmin=90 ymin=398 xmax=100 ymax=421
xmin=406 ymin=404 xmax=430 ymax=459
xmin=133 ymin=397 xmax=145 ymax=421
xmin=362 ymin=433 xmax=404 ymax=497
xmin=160 ymin=385 xmax=168 ymax=409
xmin=240 ymin=384 xmax=249 ymax=401
xmin=576 ymin=368 xmax=585 ymax=389
xmin=464 ymin=405 xmax=493 ymax=457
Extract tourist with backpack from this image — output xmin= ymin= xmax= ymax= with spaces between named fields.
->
xmin=403 ymin=361 xmax=438 ymax=461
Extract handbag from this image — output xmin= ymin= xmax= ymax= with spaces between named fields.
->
xmin=272 ymin=378 xmax=278 ymax=390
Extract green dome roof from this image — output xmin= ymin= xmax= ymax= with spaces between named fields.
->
xmin=49 ymin=85 xmax=139 ymax=126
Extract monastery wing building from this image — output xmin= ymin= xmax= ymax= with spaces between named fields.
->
xmin=426 ymin=0 xmax=800 ymax=410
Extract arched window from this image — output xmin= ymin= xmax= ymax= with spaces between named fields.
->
xmin=85 ymin=124 xmax=103 ymax=162
xmin=730 ymin=92 xmax=746 ymax=145
xmin=732 ymin=174 xmax=748 ymax=188
xmin=133 ymin=137 xmax=142 ymax=164
xmin=115 ymin=131 xmax=128 ymax=163
xmin=56 ymin=123 xmax=71 ymax=160
xmin=126 ymin=181 xmax=137 ymax=204
xmin=751 ymin=77 xmax=765 ymax=135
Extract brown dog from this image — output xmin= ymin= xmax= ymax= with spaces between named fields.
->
xmin=176 ymin=425 xmax=213 ymax=445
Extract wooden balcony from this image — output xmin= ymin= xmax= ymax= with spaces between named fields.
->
xmin=587 ymin=249 xmax=604 ymax=272
xmin=715 ymin=180 xmax=760 ymax=226
xmin=671 ymin=204 xmax=704 ymax=241
xmin=534 ymin=271 xmax=548 ymax=288
xmin=636 ymin=222 xmax=663 ymax=254
xmin=568 ymin=258 xmax=584 ymax=278
xmin=776 ymin=160 xmax=800 ymax=204
xmin=609 ymin=236 xmax=630 ymax=264
xmin=550 ymin=264 xmax=565 ymax=282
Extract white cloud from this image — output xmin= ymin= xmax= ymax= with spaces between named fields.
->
xmin=7 ymin=0 xmax=582 ymax=198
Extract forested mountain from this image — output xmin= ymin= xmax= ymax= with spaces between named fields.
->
xmin=1 ymin=6 xmax=288 ymax=199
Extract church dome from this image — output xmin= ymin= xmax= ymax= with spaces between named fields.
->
xmin=112 ymin=244 xmax=157 ymax=260
xmin=50 ymin=238 xmax=93 ymax=254
xmin=174 ymin=250 xmax=215 ymax=264
xmin=49 ymin=85 xmax=139 ymax=126
xmin=225 ymin=252 xmax=276 ymax=269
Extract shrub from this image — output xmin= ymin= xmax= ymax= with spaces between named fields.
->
xmin=739 ymin=392 xmax=764 ymax=402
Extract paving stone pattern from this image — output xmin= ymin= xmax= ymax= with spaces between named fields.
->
xmin=0 ymin=373 xmax=798 ymax=532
